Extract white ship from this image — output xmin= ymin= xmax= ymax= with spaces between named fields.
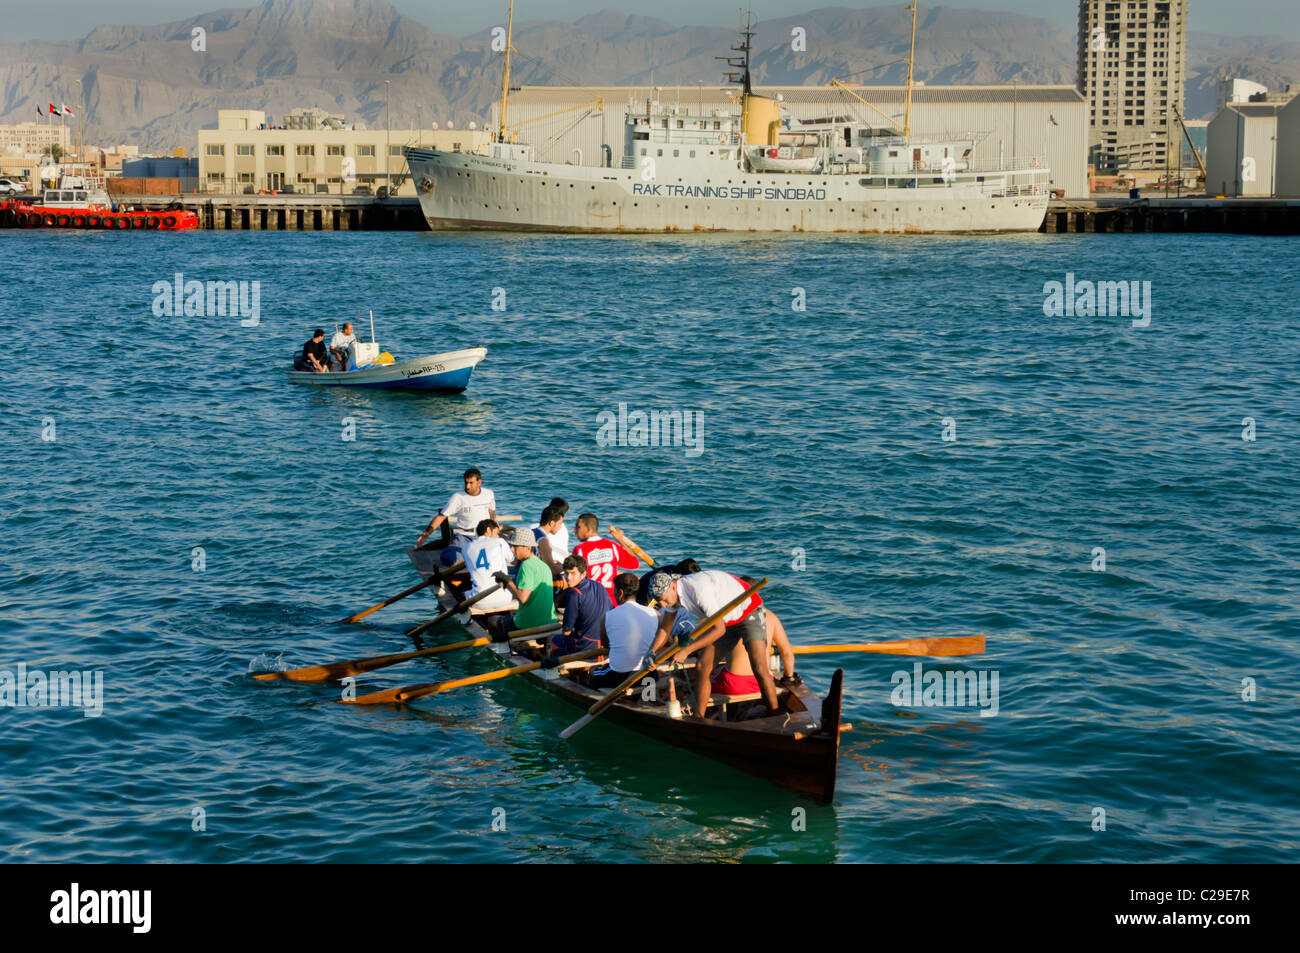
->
xmin=407 ymin=4 xmax=1050 ymax=234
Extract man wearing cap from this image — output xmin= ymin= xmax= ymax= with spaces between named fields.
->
xmin=648 ymin=570 xmax=778 ymax=720
xmin=552 ymin=553 xmax=609 ymax=657
xmin=494 ymin=527 xmax=557 ymax=635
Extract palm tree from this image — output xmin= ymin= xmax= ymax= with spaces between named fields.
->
xmin=43 ymin=143 xmax=66 ymax=162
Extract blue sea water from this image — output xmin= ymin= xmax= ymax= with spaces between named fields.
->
xmin=1 ymin=228 xmax=1297 ymax=863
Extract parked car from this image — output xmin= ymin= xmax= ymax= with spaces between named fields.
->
xmin=0 ymin=179 xmax=26 ymax=195
xmin=352 ymin=185 xmax=373 ymax=196
xmin=375 ymin=186 xmax=389 ymax=199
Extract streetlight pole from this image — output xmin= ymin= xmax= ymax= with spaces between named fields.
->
xmin=385 ymin=79 xmax=391 ymax=198
xmin=417 ymin=104 xmax=423 ymax=147
xmin=74 ymin=79 xmax=84 ymax=167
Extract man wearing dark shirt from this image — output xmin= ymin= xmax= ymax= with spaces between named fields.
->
xmin=296 ymin=329 xmax=329 ymax=372
xmin=553 ymin=554 xmax=609 ymax=657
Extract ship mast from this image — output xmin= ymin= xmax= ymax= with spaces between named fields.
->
xmin=909 ymin=0 xmax=920 ymax=141
xmin=497 ymin=0 xmax=516 ymax=143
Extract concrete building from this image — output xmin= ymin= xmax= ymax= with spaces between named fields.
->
xmin=1077 ymin=0 xmax=1187 ymax=172
xmin=1 ymin=121 xmax=71 ymax=157
xmin=1275 ymin=96 xmax=1300 ymax=198
xmin=197 ymin=108 xmax=489 ymax=194
xmin=1206 ymin=103 xmax=1281 ymax=197
xmin=491 ymin=84 xmax=1089 ymax=198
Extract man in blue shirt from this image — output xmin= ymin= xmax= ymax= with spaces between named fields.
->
xmin=553 ymin=553 xmax=609 ymax=657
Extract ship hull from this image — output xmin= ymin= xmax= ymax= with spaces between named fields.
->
xmin=407 ymin=148 xmax=1048 ymax=234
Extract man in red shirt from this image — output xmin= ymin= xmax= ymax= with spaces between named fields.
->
xmin=569 ymin=512 xmax=640 ymax=606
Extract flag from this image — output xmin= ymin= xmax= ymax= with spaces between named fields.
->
xmin=60 ymin=104 xmax=74 ymax=116
xmin=49 ymin=103 xmax=58 ymax=115
xmin=36 ymin=105 xmax=43 ymax=117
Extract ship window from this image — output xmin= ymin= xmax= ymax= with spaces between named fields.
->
xmin=690 ymin=150 xmax=696 ymax=158
xmin=61 ymin=191 xmax=75 ymax=201
xmin=640 ymin=148 xmax=647 ymax=155
xmin=633 ymin=132 xmax=649 ymax=140
xmin=75 ymin=191 xmax=87 ymax=201
xmin=657 ymin=149 xmax=663 ymax=156
xmin=888 ymin=150 xmax=899 ymax=157
xmin=714 ymin=121 xmax=720 ymax=130
xmin=673 ymin=150 xmax=679 ymax=157
xmin=676 ymin=120 xmax=684 ymax=129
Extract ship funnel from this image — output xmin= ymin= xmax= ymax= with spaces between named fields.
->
xmin=742 ymin=93 xmax=781 ymax=147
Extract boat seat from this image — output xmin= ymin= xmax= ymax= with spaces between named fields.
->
xmin=708 ymin=691 xmax=763 ymax=707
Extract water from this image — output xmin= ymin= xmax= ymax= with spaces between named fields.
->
xmin=2 ymin=229 xmax=1298 ymax=863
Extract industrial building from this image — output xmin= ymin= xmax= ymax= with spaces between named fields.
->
xmin=1207 ymin=102 xmax=1282 ymax=197
xmin=1274 ymin=96 xmax=1300 ymax=198
xmin=1076 ymin=0 xmax=1187 ymax=172
xmin=490 ymin=84 xmax=1089 ymax=198
xmin=197 ymin=108 xmax=490 ymax=195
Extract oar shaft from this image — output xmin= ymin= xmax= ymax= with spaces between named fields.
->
xmin=344 ymin=646 xmax=601 ymax=706
xmin=791 ymin=636 xmax=985 ymax=657
xmin=405 ymin=582 xmax=503 ymax=637
xmin=336 ymin=576 xmax=436 ymax=624
xmin=254 ymin=622 xmax=562 ymax=684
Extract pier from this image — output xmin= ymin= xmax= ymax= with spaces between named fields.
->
xmin=1039 ymin=198 xmax=1300 ymax=235
xmin=95 ymin=194 xmax=1300 ymax=235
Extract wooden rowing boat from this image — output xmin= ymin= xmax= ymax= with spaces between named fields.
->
xmin=403 ymin=546 xmax=843 ymax=802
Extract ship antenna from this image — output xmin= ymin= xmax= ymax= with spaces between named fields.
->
xmin=904 ymin=1 xmax=918 ymax=142
xmin=497 ymin=0 xmax=516 ymax=143
xmin=718 ymin=9 xmax=755 ymax=94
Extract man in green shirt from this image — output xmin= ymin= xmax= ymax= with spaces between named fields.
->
xmin=493 ymin=527 xmax=557 ymax=637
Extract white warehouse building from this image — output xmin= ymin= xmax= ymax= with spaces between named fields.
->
xmin=490 ymin=84 xmax=1089 ymax=199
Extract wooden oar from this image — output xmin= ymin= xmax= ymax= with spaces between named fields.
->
xmin=559 ymin=577 xmax=768 ymax=739
xmin=342 ymin=646 xmax=602 ymax=706
xmin=333 ymin=559 xmax=465 ymax=624
xmin=791 ymin=636 xmax=985 ymax=657
xmin=253 ymin=622 xmax=562 ymax=684
xmin=608 ymin=525 xmax=654 ymax=566
xmin=404 ymin=583 xmax=504 ymax=637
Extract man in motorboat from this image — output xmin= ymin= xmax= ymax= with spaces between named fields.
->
xmin=295 ymin=329 xmax=330 ymax=373
xmin=328 ymin=322 xmax=358 ymax=372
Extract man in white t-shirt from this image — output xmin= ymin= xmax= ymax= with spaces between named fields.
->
xmin=649 ymin=570 xmax=776 ymax=720
xmin=328 ymin=322 xmax=358 ymax=371
xmin=589 ymin=572 xmax=660 ymax=688
xmin=416 ymin=468 xmax=497 ymax=567
xmin=461 ymin=519 xmax=515 ymax=617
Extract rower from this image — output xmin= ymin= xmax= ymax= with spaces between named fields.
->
xmin=589 ymin=573 xmax=659 ymax=688
xmin=295 ymin=329 xmax=329 ymax=372
xmin=493 ymin=527 xmax=557 ymax=637
xmin=531 ymin=504 xmax=569 ymax=576
xmin=552 ymin=553 xmax=609 ymax=657
xmin=416 ymin=467 xmax=497 ymax=567
xmin=328 ymin=321 xmax=358 ymax=371
xmin=462 ymin=519 xmax=515 ymax=635
xmin=571 ymin=513 xmax=640 ymax=606
xmin=641 ymin=558 xmax=701 ymax=643
xmin=648 ymin=570 xmax=779 ymax=720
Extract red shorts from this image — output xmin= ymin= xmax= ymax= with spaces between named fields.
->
xmin=711 ymin=669 xmax=760 ymax=695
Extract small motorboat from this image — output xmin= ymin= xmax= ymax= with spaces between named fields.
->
xmin=287 ymin=311 xmax=486 ymax=391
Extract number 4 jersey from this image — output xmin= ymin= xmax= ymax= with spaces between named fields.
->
xmin=571 ymin=536 xmax=639 ymax=605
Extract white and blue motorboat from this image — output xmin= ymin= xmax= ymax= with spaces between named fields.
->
xmin=288 ymin=312 xmax=486 ymax=392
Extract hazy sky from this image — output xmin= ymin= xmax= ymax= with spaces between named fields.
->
xmin=3 ymin=0 xmax=1292 ymax=42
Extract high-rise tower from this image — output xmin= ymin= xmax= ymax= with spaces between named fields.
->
xmin=1078 ymin=0 xmax=1187 ymax=172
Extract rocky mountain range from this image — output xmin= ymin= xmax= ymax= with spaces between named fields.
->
xmin=0 ymin=0 xmax=1295 ymax=152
